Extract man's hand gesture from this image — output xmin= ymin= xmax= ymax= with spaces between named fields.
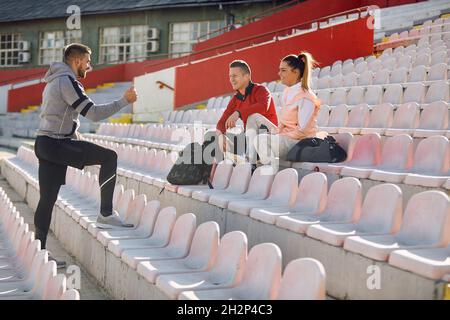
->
xmin=124 ymin=86 xmax=138 ymax=104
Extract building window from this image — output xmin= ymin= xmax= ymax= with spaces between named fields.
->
xmin=169 ymin=20 xmax=226 ymax=57
xmin=0 ymin=34 xmax=22 ymax=67
xmin=99 ymin=25 xmax=152 ymax=64
xmin=39 ymin=30 xmax=82 ymax=65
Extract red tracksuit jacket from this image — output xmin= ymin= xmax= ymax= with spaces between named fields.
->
xmin=216 ymin=82 xmax=279 ymax=134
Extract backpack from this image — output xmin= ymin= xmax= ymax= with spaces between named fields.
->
xmin=166 ymin=140 xmax=215 ymax=186
xmin=286 ymin=136 xmax=347 ymax=163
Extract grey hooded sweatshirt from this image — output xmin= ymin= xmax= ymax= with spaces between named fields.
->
xmin=36 ymin=62 xmax=129 ymax=139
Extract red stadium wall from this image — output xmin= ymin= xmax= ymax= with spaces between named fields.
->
xmin=0 ymin=68 xmax=46 ymax=86
xmin=193 ymin=0 xmax=362 ymax=56
xmin=174 ymin=17 xmax=374 ymax=108
xmin=359 ymin=0 xmax=424 ymax=7
xmin=193 ymin=0 xmax=423 ymax=56
xmin=7 ymin=64 xmax=125 ymax=112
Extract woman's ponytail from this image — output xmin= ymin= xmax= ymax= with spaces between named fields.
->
xmin=298 ymin=52 xmax=315 ymax=91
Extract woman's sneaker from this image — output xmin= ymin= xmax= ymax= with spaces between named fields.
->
xmin=96 ymin=211 xmax=134 ymax=229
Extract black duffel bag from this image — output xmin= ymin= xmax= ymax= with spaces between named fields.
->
xmin=286 ymin=136 xmax=347 ymax=163
xmin=167 ymin=139 xmax=215 ymax=186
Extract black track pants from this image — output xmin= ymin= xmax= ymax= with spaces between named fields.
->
xmin=34 ymin=135 xmax=117 ymax=248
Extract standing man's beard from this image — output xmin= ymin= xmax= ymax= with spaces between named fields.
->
xmin=78 ymin=67 xmax=87 ymax=78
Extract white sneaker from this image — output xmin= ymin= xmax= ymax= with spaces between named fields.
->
xmin=96 ymin=211 xmax=134 ymax=229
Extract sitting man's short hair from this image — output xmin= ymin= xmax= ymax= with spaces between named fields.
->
xmin=63 ymin=43 xmax=92 ymax=63
xmin=229 ymin=60 xmax=251 ymax=75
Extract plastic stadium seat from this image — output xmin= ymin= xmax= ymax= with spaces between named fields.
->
xmin=365 ymin=56 xmax=376 ymax=63
xmin=361 ymin=103 xmax=394 ymax=135
xmin=121 ymin=213 xmax=196 ymax=269
xmin=317 ymin=77 xmax=330 ymax=89
xmin=342 ymin=64 xmax=355 ymax=76
xmin=396 ymin=56 xmax=411 ymax=69
xmin=374 ymin=69 xmax=391 ymax=84
xmin=178 ymin=243 xmax=282 ymax=300
xmin=316 ymin=90 xmax=330 ymax=105
xmin=368 ymin=60 xmax=383 ymax=73
xmin=213 ymin=96 xmax=224 ymax=109
xmin=338 ymin=133 xmax=382 ymax=178
xmin=192 ymin=163 xmax=251 ymax=203
xmin=276 ymin=258 xmax=326 ymax=300
xmin=408 ymin=65 xmax=427 ymax=82
xmin=424 ymin=81 xmax=449 ymax=103
xmin=353 ymin=57 xmax=364 ymax=65
xmin=307 ymin=184 xmax=403 ymax=246
xmin=382 ymin=84 xmax=403 ymax=104
xmin=312 ymin=68 xmax=320 ymax=78
xmin=177 ymin=160 xmax=233 ymax=197
xmin=107 ymin=207 xmax=177 ymax=258
xmin=431 ymin=50 xmax=448 ymax=65
xmin=385 ymin=102 xmax=420 ymax=136
xmin=136 ymin=221 xmax=219 ymax=283
xmin=413 ymin=101 xmax=449 ymax=137
xmin=365 ymin=85 xmax=383 ymax=105
xmin=319 ymin=66 xmax=331 ymax=78
xmin=331 ymin=62 xmax=342 ymax=77
xmin=250 ymin=172 xmax=327 ymax=225
xmin=325 ymin=104 xmax=348 ymax=133
xmin=330 ymin=74 xmax=344 ymax=88
xmin=221 ymin=96 xmax=232 ymax=108
xmin=267 ymin=82 xmax=277 ymax=92
xmin=122 ymin=194 xmax=147 ymax=228
xmin=311 ymin=77 xmax=318 ymax=90
xmin=346 ymin=87 xmax=365 ymax=105
xmin=227 ymin=168 xmax=298 ymax=215
xmin=208 ymin=165 xmax=275 ymax=209
xmin=413 ymin=53 xmax=430 ymax=67
xmin=60 ymin=289 xmax=80 ymax=300
xmin=389 ymin=245 xmax=450 ymax=280
xmin=316 ymin=104 xmax=330 ymax=127
xmin=440 ymin=172 xmax=450 ymax=188
xmin=206 ymin=97 xmax=216 ymax=109
xmin=0 ymin=252 xmax=54 ymax=299
xmin=174 ymin=110 xmax=185 ymax=124
xmin=156 ymin=231 xmax=247 ymax=299
xmin=338 ymin=103 xmax=370 ymax=134
xmin=344 ymin=190 xmax=449 ymax=261
xmin=428 ymin=63 xmax=448 ymax=81
xmin=357 ymin=70 xmax=373 ymax=85
xmin=369 ymin=134 xmax=414 ymax=183
xmin=43 ymin=274 xmax=66 ymax=300
xmin=330 ymin=88 xmax=347 ymax=106
xmin=343 ymin=58 xmax=353 ymax=66
xmin=343 ymin=72 xmax=358 ymax=87
xmin=276 ymin=177 xmax=362 ymax=234
xmin=96 ymin=200 xmax=161 ymax=246
xmin=403 ymin=135 xmax=449 ymax=187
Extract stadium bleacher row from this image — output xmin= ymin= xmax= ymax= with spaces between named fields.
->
xmin=84 ymin=129 xmax=449 ymax=189
xmin=1 ymin=149 xmax=327 ymax=300
xmin=0 ymin=187 xmax=79 ymax=299
xmin=2 ymin=140 xmax=448 ymax=299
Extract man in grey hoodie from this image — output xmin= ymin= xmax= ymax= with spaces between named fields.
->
xmin=34 ymin=43 xmax=137 ymax=267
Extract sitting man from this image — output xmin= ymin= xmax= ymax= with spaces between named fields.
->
xmin=213 ymin=60 xmax=279 ymax=165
